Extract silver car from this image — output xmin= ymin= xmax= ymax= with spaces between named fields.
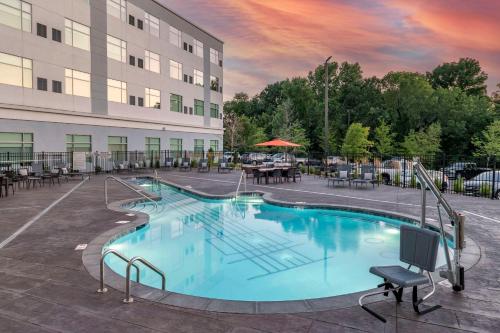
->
xmin=464 ymin=171 xmax=500 ymax=198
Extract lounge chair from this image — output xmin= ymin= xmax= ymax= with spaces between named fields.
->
xmin=218 ymin=159 xmax=233 ymax=173
xmin=352 ymin=165 xmax=377 ymax=188
xmin=0 ymin=175 xmax=15 ymax=196
xmin=198 ymin=159 xmax=209 ymax=173
xmin=164 ymin=157 xmax=174 ymax=170
xmin=17 ymin=168 xmax=29 ymax=188
xmin=133 ymin=161 xmax=146 ymax=173
xmin=327 ymin=165 xmax=351 ymax=187
xmin=179 ymin=158 xmax=191 ymax=172
xmin=359 ymin=224 xmax=442 ymax=323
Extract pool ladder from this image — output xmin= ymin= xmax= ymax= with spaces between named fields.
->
xmin=104 ymin=176 xmax=158 ymax=210
xmin=98 ymin=249 xmax=166 ymax=303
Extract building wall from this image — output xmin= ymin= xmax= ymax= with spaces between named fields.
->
xmin=0 ymin=0 xmax=224 ymax=152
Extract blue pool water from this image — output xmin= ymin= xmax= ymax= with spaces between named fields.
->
xmin=105 ymin=179 xmax=449 ymax=301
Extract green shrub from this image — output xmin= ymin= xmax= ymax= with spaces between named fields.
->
xmin=393 ymin=172 xmax=401 ymax=186
xmin=173 ymin=160 xmax=179 ymax=168
xmin=191 ymin=160 xmax=198 ymax=168
xmin=300 ymin=166 xmax=306 ymax=174
xmin=479 ymin=183 xmax=492 ymax=197
xmin=410 ymin=175 xmax=417 ymax=188
xmin=434 ymin=178 xmax=442 ymax=190
xmin=453 ymin=177 xmax=464 ymax=193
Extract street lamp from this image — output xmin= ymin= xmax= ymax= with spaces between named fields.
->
xmin=324 ymin=56 xmax=332 ymax=157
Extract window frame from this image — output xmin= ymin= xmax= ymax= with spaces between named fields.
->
xmin=145 ymin=87 xmax=161 ymax=109
xmin=64 ymin=68 xmax=90 ymax=97
xmin=0 ymin=132 xmax=33 ymax=154
xmin=0 ymin=51 xmax=32 ymax=88
xmin=107 ymin=34 xmax=127 ymax=63
xmin=170 ymin=94 xmax=183 ymax=113
xmin=107 ymin=78 xmax=127 ymax=103
xmin=169 ymin=60 xmax=182 ymax=80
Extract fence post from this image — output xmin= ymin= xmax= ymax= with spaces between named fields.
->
xmin=402 ymin=158 xmax=407 ymax=188
xmin=441 ymin=153 xmax=446 ymax=193
xmin=492 ymin=156 xmax=497 ymax=200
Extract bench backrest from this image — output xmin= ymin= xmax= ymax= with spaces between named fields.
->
xmin=400 ymin=224 xmax=441 ymax=272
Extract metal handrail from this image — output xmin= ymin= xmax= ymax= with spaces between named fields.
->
xmin=123 ymin=256 xmax=166 ymax=303
xmin=235 ymin=170 xmax=247 ymax=197
xmin=104 ymin=176 xmax=158 ymax=208
xmin=97 ymin=249 xmax=140 ymax=293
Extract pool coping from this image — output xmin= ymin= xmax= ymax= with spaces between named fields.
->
xmin=82 ymin=176 xmax=481 ymax=314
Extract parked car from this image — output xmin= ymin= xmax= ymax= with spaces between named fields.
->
xmin=379 ymin=159 xmax=449 ymax=190
xmin=223 ymin=151 xmax=239 ymax=163
xmin=240 ymin=152 xmax=268 ymax=165
xmin=464 ymin=171 xmax=500 ymax=198
xmin=441 ymin=162 xmax=490 ymax=180
xmin=270 ymin=153 xmax=295 ymax=163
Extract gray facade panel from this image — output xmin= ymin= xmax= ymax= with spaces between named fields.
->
xmin=0 ymin=119 xmax=222 ymax=152
xmin=90 ymin=0 xmax=108 ymax=115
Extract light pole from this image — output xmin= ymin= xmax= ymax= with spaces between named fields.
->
xmin=324 ymin=56 xmax=332 ymax=157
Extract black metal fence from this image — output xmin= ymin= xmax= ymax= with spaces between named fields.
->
xmin=300 ymin=152 xmax=499 ymax=199
xmin=0 ymin=150 xmax=498 ymax=199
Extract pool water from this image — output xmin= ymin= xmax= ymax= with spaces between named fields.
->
xmin=105 ymin=179 xmax=449 ymax=301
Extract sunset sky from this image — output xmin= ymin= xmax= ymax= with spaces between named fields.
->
xmin=161 ymin=0 xmax=500 ymax=100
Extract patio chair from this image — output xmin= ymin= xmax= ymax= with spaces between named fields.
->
xmin=0 ymin=175 xmax=15 ymax=197
xmin=218 ymin=159 xmax=233 ymax=173
xmin=179 ymin=158 xmax=191 ymax=172
xmin=352 ymin=165 xmax=377 ymax=189
xmin=17 ymin=168 xmax=29 ymax=188
xmin=133 ymin=161 xmax=146 ymax=173
xmin=50 ymin=168 xmax=62 ymax=185
xmin=164 ymin=157 xmax=174 ymax=170
xmin=272 ymin=169 xmax=283 ymax=183
xmin=198 ymin=159 xmax=209 ymax=173
xmin=252 ymin=169 xmax=266 ymax=184
xmin=359 ymin=224 xmax=442 ymax=323
xmin=327 ymin=165 xmax=351 ymax=187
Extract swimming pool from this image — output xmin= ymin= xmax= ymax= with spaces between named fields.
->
xmin=104 ymin=179 xmax=449 ymax=302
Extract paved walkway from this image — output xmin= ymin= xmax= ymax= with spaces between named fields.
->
xmin=0 ymin=171 xmax=498 ymax=332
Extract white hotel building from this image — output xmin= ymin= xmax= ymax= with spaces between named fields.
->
xmin=0 ymin=0 xmax=224 ymax=155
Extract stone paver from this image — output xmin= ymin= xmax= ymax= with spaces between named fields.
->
xmin=0 ymin=170 xmax=498 ymax=332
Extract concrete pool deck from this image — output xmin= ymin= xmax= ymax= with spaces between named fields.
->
xmin=0 ymin=170 xmax=499 ymax=332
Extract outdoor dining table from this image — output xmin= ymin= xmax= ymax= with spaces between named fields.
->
xmin=243 ymin=165 xmax=296 ymax=184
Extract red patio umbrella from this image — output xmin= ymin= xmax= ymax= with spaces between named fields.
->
xmin=255 ymin=138 xmax=302 ymax=147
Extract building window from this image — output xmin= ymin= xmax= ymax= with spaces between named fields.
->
xmin=194 ymin=139 xmax=204 ymax=152
xmin=170 ymin=94 xmax=182 ymax=113
xmin=194 ymin=39 xmax=203 ymax=58
xmin=36 ymin=23 xmax=46 ymax=38
xmin=0 ymin=0 xmax=31 ymax=32
xmin=145 ymin=12 xmax=159 ymax=37
xmin=52 ymin=80 xmax=62 ymax=93
xmin=194 ymin=69 xmax=203 ymax=87
xmin=138 ymin=96 xmax=144 ymax=107
xmin=210 ymin=140 xmax=219 ymax=152
xmin=210 ymin=48 xmax=219 ymax=65
xmin=64 ymin=68 xmax=90 ymax=97
xmin=52 ymin=28 xmax=61 ymax=42
xmin=107 ymin=78 xmax=127 ymax=103
xmin=169 ymin=60 xmax=182 ymax=80
xmin=137 ymin=19 xmax=143 ymax=30
xmin=107 ymin=35 xmax=126 ymax=62
xmin=210 ymin=75 xmax=219 ymax=92
xmin=66 ymin=134 xmax=91 ymax=153
xmin=210 ymin=103 xmax=219 ymax=118
xmin=108 ymin=136 xmax=127 ymax=152
xmin=129 ymin=95 xmax=135 ymax=105
xmin=107 ymin=0 xmax=126 ymax=22
xmin=0 ymin=132 xmax=33 ymax=154
xmin=65 ymin=18 xmax=90 ymax=51
xmin=169 ymin=138 xmax=182 ymax=153
xmin=128 ymin=14 xmax=134 ymax=26
xmin=37 ymin=77 xmax=47 ymax=91
xmin=129 ymin=55 xmax=135 ymax=66
xmin=137 ymin=58 xmax=144 ymax=68
xmin=145 ymin=88 xmax=160 ymax=109
xmin=145 ymin=137 xmax=160 ymax=152
xmin=194 ymin=99 xmax=204 ymax=116
xmin=169 ymin=26 xmax=181 ymax=48
xmin=0 ymin=52 xmax=32 ymax=88
xmin=145 ymin=50 xmax=160 ymax=73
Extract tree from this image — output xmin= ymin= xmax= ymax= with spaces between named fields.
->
xmin=426 ymin=58 xmax=488 ymax=96
xmin=401 ymin=123 xmax=442 ymax=157
xmin=473 ymin=120 xmax=500 ymax=157
xmin=341 ymin=123 xmax=372 ymax=156
xmin=373 ymin=120 xmax=395 ymax=155
xmin=271 ymin=99 xmax=310 ymax=151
